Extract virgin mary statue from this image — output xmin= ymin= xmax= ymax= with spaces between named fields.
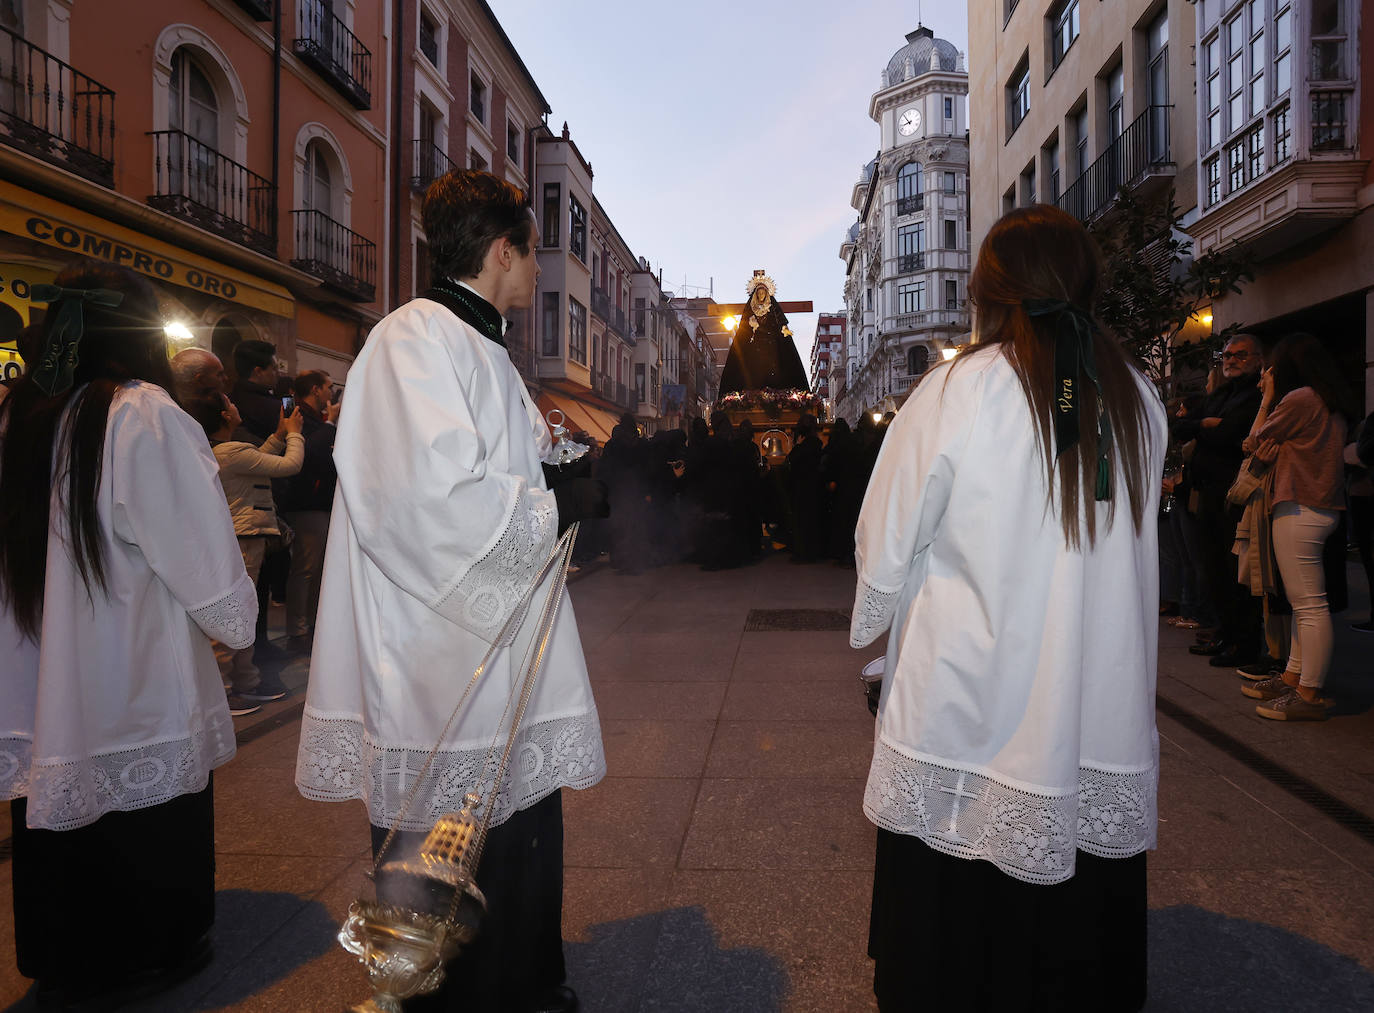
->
xmin=718 ymin=272 xmax=809 ymax=395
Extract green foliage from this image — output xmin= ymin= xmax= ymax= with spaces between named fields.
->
xmin=1089 ymin=186 xmax=1252 ymax=399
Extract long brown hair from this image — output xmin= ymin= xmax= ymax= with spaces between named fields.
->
xmin=0 ymin=260 xmax=171 ymax=638
xmin=965 ymin=205 xmax=1152 ymax=549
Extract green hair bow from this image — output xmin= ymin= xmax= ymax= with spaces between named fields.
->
xmin=28 ymin=283 xmax=125 ymax=396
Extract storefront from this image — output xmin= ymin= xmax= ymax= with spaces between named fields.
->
xmin=0 ymin=180 xmax=295 ymax=378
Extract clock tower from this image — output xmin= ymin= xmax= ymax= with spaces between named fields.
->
xmin=836 ymin=24 xmax=971 ymax=423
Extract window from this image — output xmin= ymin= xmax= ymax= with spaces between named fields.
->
xmin=1073 ymin=105 xmax=1090 ymax=177
xmin=542 ymin=183 xmax=560 ymax=246
xmin=1247 ymin=3 xmax=1264 ymax=117
xmin=568 ymin=193 xmax=587 ymax=261
xmin=635 ymin=363 xmax=646 ymax=403
xmin=1227 ymin=137 xmax=1245 ymax=191
xmin=1007 ymin=55 xmax=1030 ymax=135
xmin=568 ymin=297 xmax=586 ymax=363
xmin=944 ymin=171 xmax=956 ymax=194
xmin=1205 ymin=35 xmax=1222 ymax=149
xmin=469 ymin=148 xmax=487 ymax=171
xmin=897 ymin=162 xmax=923 ymax=214
xmin=418 ymin=10 xmax=439 ymax=66
xmin=1107 ymin=64 xmax=1124 ymax=141
xmin=897 ymin=223 xmax=924 ymax=272
xmin=906 ymin=345 xmax=929 ymax=376
xmin=470 ymin=72 xmax=486 ymax=124
xmin=541 ymin=292 xmax=560 ymax=356
xmin=1002 ymin=185 xmax=1016 ymax=215
xmin=1225 ymin=16 xmax=1244 ymax=132
xmin=1312 ymin=91 xmax=1349 ymax=150
xmin=1272 ymin=103 xmax=1291 ymax=162
xmin=1205 ymin=156 xmax=1221 ymax=206
xmin=865 ymin=287 xmax=873 ymax=311
xmin=168 ymin=49 xmax=221 ymax=206
xmin=1310 ymin=0 xmax=1345 ymax=80
xmin=1274 ymin=3 xmax=1292 ymax=95
xmin=1050 ymin=0 xmax=1080 ymax=68
xmin=897 ymin=282 xmax=926 ymax=314
xmin=634 ymin=297 xmax=646 ymax=335
xmin=1247 ymin=122 xmax=1265 ymax=178
xmin=1046 ymin=140 xmax=1061 ymax=200
xmin=1146 ymin=10 xmax=1170 ymax=159
xmin=943 ymin=96 xmax=954 ymax=128
xmin=943 ymin=219 xmax=957 ymax=250
xmin=507 ymin=123 xmax=520 ymax=164
xmin=945 ymin=279 xmax=958 ymax=310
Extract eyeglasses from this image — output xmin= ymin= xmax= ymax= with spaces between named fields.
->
xmin=1220 ymin=350 xmax=1253 ymax=361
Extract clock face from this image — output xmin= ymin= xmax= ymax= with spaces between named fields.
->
xmin=898 ymin=107 xmax=922 ymax=136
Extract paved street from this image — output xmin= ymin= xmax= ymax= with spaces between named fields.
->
xmin=3 ymin=554 xmax=1374 ymax=1012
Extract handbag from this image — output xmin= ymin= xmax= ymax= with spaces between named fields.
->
xmin=1226 ymin=455 xmax=1272 ymax=506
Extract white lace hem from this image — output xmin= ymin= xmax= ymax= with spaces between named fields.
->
xmin=433 ymin=485 xmax=557 ymax=645
xmin=864 ymin=739 xmax=1156 ymax=885
xmin=295 ymin=708 xmax=605 ymax=832
xmin=2 ymin=725 xmax=237 ymax=831
xmin=850 ymin=575 xmax=899 ymax=648
xmin=188 ymin=570 xmax=258 ymax=649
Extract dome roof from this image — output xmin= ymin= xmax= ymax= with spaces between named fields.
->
xmin=846 ymin=223 xmax=861 ymax=243
xmin=860 ymin=158 xmax=876 ymax=182
xmin=885 ymin=26 xmax=960 ymax=86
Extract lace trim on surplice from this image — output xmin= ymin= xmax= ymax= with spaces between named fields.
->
xmin=435 ymin=486 xmax=556 ymax=645
xmin=4 ymin=723 xmax=237 ymax=831
xmin=188 ymin=570 xmax=258 ymax=649
xmin=864 ymin=738 xmax=1156 ymax=885
xmin=850 ymin=575 xmax=900 ymax=648
xmin=295 ymin=708 xmax=604 ymax=832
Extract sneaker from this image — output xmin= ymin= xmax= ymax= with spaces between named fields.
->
xmin=1237 ymin=657 xmax=1283 ymax=681
xmin=226 ymin=694 xmax=262 ymax=717
xmin=1256 ymin=691 xmax=1333 ymax=722
xmin=236 ymin=677 xmax=289 ymax=702
xmin=1240 ymin=675 xmax=1295 ymax=700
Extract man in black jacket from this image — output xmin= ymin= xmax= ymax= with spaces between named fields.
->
xmin=1175 ymin=334 xmax=1264 ymax=666
xmin=231 ymin=339 xmax=283 ymax=440
xmin=277 ymin=370 xmax=337 ymax=648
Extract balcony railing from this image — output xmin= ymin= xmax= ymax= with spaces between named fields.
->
xmin=1311 ymin=90 xmax=1352 ymax=152
xmin=0 ymin=26 xmax=115 ymax=185
xmin=290 ymin=209 xmax=376 ymax=301
xmin=1057 ymin=104 xmax=1173 ymax=223
xmin=898 ymin=252 xmax=925 ymax=274
xmin=892 ymin=309 xmax=970 ymax=332
xmin=590 ymin=286 xmax=611 ymax=321
xmin=410 ymin=139 xmax=454 ymax=192
xmin=294 ymin=0 xmax=371 ymax=109
xmin=896 ymin=193 xmax=924 ymax=215
xmin=148 ymin=130 xmax=275 ymax=254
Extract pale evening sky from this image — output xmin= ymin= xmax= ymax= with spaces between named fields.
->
xmin=493 ymin=0 xmax=971 ymax=364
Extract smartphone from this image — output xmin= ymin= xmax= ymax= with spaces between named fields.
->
xmin=281 ymin=395 xmax=295 ymax=417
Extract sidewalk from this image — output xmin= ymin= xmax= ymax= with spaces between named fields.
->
xmin=1 ymin=556 xmax=1372 ymax=1011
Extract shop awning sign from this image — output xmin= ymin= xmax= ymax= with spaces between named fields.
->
xmin=0 ymin=182 xmax=294 ymax=318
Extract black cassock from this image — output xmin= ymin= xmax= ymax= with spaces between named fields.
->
xmin=718 ymin=298 xmax=809 ymax=394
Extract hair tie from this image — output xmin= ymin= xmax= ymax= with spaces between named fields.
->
xmin=28 ymin=284 xmax=126 ymax=396
xmin=1022 ymin=298 xmax=1113 ymax=501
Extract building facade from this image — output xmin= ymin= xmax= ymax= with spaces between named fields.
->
xmin=0 ymin=0 xmax=387 ymax=385
xmin=968 ymin=0 xmax=1199 ymax=254
xmin=810 ymin=311 xmax=845 ymax=410
xmin=1187 ymin=0 xmax=1371 ymax=406
xmin=837 ymin=25 xmax=972 ymax=423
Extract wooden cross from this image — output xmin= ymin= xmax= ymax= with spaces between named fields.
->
xmin=709 ymin=301 xmax=814 ymax=316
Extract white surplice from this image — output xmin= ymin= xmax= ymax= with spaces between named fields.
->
xmin=850 ymin=347 xmax=1166 ymax=885
xmin=0 ymin=383 xmax=252 ymax=830
xmin=295 ymin=298 xmax=604 ymax=832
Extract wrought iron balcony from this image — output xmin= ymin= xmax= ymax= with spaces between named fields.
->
xmin=0 ymin=26 xmax=115 ymax=185
xmin=896 ymin=193 xmax=924 ymax=215
xmin=898 ymin=252 xmax=924 ymax=274
xmin=148 ymin=130 xmax=275 ymax=254
xmin=290 ymin=209 xmax=376 ymax=301
xmin=590 ymin=287 xmax=611 ymax=321
xmin=1057 ymin=104 xmax=1173 ymax=223
xmin=410 ymin=139 xmax=454 ymax=193
xmin=231 ymin=0 xmax=273 ymax=20
xmin=294 ymin=0 xmax=372 ymax=110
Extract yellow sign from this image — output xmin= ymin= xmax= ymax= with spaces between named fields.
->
xmin=0 ymin=262 xmax=56 ymax=382
xmin=0 ymin=181 xmax=294 ymax=318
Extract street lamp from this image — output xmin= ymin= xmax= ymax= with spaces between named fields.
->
xmin=940 ymin=337 xmax=960 ymax=361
